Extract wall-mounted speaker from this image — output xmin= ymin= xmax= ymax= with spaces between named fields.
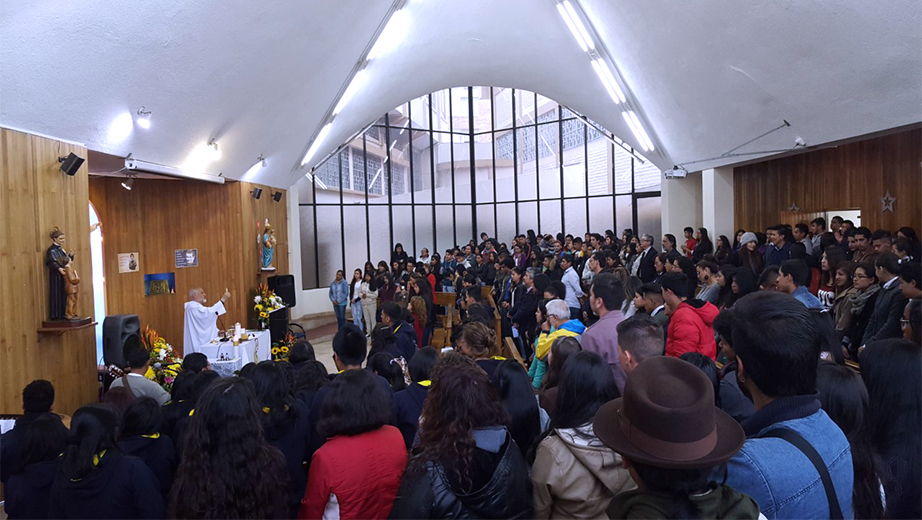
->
xmin=58 ymin=153 xmax=85 ymax=176
xmin=251 ymin=188 xmax=263 ymax=199
xmin=272 ymin=191 xmax=283 ymax=202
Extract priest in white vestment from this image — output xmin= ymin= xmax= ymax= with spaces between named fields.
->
xmin=183 ymin=287 xmax=230 ymax=354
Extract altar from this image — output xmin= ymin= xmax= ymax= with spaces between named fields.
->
xmin=197 ymin=329 xmax=270 ymax=376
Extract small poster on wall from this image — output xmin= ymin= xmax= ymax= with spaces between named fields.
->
xmin=144 ymin=272 xmax=176 ymax=296
xmin=175 ymin=248 xmax=199 ymax=268
xmin=118 ymin=252 xmax=140 ymax=273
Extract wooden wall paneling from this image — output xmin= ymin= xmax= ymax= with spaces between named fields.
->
xmin=733 ymin=128 xmax=921 ymax=233
xmin=0 ymin=129 xmax=97 ymax=415
xmin=89 ymin=178 xmax=288 ymax=355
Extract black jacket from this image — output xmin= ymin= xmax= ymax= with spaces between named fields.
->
xmin=261 ymin=398 xmax=312 ymax=509
xmin=0 ymin=413 xmax=43 ymax=483
xmin=389 ymin=432 xmax=532 ymax=519
xmin=638 ymin=246 xmax=659 ymax=283
xmin=863 ymin=279 xmax=907 ymax=344
xmin=509 ymin=287 xmax=538 ymax=330
xmin=392 ymin=320 xmax=418 ymax=360
xmin=393 ymin=383 xmax=428 ymax=449
xmin=4 ymin=459 xmax=59 ymax=519
xmin=48 ymin=452 xmax=164 ymax=519
xmin=117 ymin=435 xmax=176 ymax=498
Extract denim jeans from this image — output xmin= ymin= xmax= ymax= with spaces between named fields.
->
xmin=333 ymin=304 xmax=347 ymax=330
xmin=351 ymin=302 xmax=364 ymax=328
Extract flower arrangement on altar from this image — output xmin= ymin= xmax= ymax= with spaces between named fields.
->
xmin=254 ymin=283 xmax=285 ymax=329
xmin=270 ymin=331 xmax=296 ymax=362
xmin=140 ymin=325 xmax=181 ymax=392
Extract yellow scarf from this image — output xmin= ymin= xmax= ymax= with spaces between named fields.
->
xmin=141 ymin=432 xmax=161 ymax=439
xmin=417 ymin=380 xmax=432 ymax=387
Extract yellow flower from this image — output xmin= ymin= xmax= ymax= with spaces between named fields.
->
xmin=144 ymin=366 xmax=156 ymax=380
xmin=255 ymin=304 xmax=264 ymax=311
xmin=260 ymin=312 xmax=269 ymax=319
xmin=280 ymin=346 xmax=289 ymax=353
xmin=271 ymin=347 xmax=280 ymax=355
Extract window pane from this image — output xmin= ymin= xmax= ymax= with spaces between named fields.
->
xmin=588 ymin=139 xmax=611 ymax=196
xmin=411 ymin=130 xmax=433 ymax=203
xmin=496 ymin=203 xmax=516 ymax=248
xmin=454 ymin=146 xmax=472 ymax=204
xmin=431 ymin=89 xmax=451 ymax=133
xmin=516 ymin=127 xmax=537 ymax=201
xmin=637 ymin=196 xmax=662 ymax=242
xmin=536 ymin=96 xmax=557 ymax=122
xmin=436 ymin=205 xmax=454 ymax=252
xmin=589 ymin=197 xmax=615 ymax=235
xmin=433 ymin=139 xmax=452 ymax=203
xmin=368 ymin=206 xmax=391 ymax=264
xmin=515 ymin=89 xmax=537 ymax=126
xmin=540 ymin=200 xmax=562 ymax=237
xmin=477 ymin=204 xmax=496 ymax=241
xmin=473 ymin=86 xmax=493 ymax=134
xmin=615 ymin=145 xmax=632 ymax=194
xmin=474 ymin=161 xmax=494 ymax=203
xmin=537 ymin=122 xmax=560 ymax=199
xmin=451 ymin=87 xmax=471 ymax=134
xmin=365 ymin=127 xmax=389 ymax=203
xmin=616 ymin=195 xmax=634 ymax=237
xmin=343 ymin=206 xmax=367 ymax=273
xmin=415 ymin=205 xmax=434 ymax=259
xmin=562 ymin=133 xmax=586 ymax=198
xmin=409 ymin=94 xmax=430 ymax=130
xmin=519 ymin=201 xmax=538 ymax=237
xmin=392 ymin=205 xmax=414 ymax=257
xmin=494 ymin=129 xmax=515 ymax=202
xmin=296 ymin=175 xmax=314 ymax=204
xmin=455 ymin=205 xmax=474 ymax=248
xmin=493 ymin=87 xmax=513 ymax=130
xmin=634 ymin=154 xmax=662 ymax=193
xmin=390 ymin=127 xmax=411 ymax=203
xmin=316 ymin=206 xmax=344 ymax=285
xmin=564 ymin=199 xmax=587 ymax=237
xmin=299 ymin=206 xmax=317 ymax=289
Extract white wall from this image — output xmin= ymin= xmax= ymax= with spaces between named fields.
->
xmin=661 ymin=171 xmax=703 ymax=240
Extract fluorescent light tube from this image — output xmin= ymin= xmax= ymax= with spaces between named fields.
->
xmin=591 ymin=60 xmax=621 ymax=105
xmin=628 ymin=110 xmax=654 ymax=151
xmin=595 ymin=59 xmax=626 ymax=103
xmin=556 ymin=3 xmax=588 ymax=53
xmin=563 ymin=1 xmax=594 ymax=51
xmin=302 ymin=123 xmax=332 ymax=165
xmin=333 ymin=69 xmax=366 ymax=116
xmin=622 ymin=111 xmax=649 ymax=152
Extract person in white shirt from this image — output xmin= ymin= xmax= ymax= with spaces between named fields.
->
xmin=183 ymin=287 xmax=230 ymax=355
xmin=417 ymin=247 xmax=430 ymax=264
xmin=559 ymin=254 xmax=583 ymax=319
xmin=109 ymin=347 xmax=171 ymax=405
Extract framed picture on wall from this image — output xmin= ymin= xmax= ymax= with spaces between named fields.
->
xmin=144 ymin=272 xmax=175 ymax=296
xmin=118 ymin=252 xmax=140 ymax=273
xmin=175 ymin=248 xmax=199 ymax=268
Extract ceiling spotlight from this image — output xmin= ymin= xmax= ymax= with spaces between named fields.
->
xmin=250 ymin=187 xmax=263 ymax=199
xmin=121 ymin=174 xmax=135 ymax=190
xmin=272 ymin=191 xmax=283 ymax=202
xmin=208 ymin=138 xmax=222 ymax=161
xmin=137 ymin=107 xmax=152 ymax=129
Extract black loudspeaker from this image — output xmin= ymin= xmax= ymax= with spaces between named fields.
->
xmin=268 ymin=274 xmax=296 ymax=307
xmin=269 ymin=306 xmax=290 ymax=344
xmin=103 ymin=314 xmax=140 ymax=367
xmin=58 ymin=153 xmax=85 ymax=176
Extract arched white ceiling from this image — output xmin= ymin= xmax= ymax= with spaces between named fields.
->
xmin=2 ymin=0 xmax=919 ymax=189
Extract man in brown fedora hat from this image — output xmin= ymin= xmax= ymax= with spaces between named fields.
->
xmin=594 ymin=356 xmax=760 ymax=519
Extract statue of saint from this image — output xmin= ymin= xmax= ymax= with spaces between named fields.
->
xmin=45 ymin=227 xmax=73 ymax=320
xmin=261 ymin=219 xmax=277 ymax=270
xmin=61 ymin=256 xmax=81 ymax=319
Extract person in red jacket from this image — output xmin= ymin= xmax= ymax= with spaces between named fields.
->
xmin=660 ymin=272 xmax=719 ymax=360
xmin=300 ymin=369 xmax=407 ymax=520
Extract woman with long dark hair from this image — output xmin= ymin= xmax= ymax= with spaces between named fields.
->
xmin=691 ymin=228 xmax=713 ymax=263
xmin=904 ymin=299 xmax=922 ymax=345
xmin=843 ymin=263 xmax=880 ymax=357
xmin=495 ymin=360 xmax=543 ymax=462
xmin=348 ymin=268 xmax=364 ymax=329
xmin=715 ymin=235 xmax=733 ymax=265
xmin=392 ymin=243 xmax=410 ymax=265
xmin=819 ymin=246 xmax=846 ymax=310
xmin=532 ymin=351 xmax=632 ymax=518
xmin=4 ymin=413 xmax=68 ymax=519
xmin=736 ymin=232 xmax=763 ymax=275
xmin=860 ymin=339 xmax=921 ymax=519
xmin=731 ymin=269 xmax=759 ymax=302
xmin=715 ymin=265 xmax=738 ymax=310
xmin=49 ymin=404 xmax=164 ymax=519
xmin=368 ymin=351 xmax=408 ymax=392
xmin=816 ymin=362 xmax=883 ymax=520
xmin=170 ymin=378 xmax=289 ymax=519
xmin=118 ymin=397 xmax=177 ymax=498
xmin=538 ymin=336 xmax=582 ymax=416
xmin=390 ymin=354 xmax=532 ymax=519
xmin=294 ymin=360 xmax=329 ymax=407
xmin=249 ymin=361 xmax=311 ymax=515
xmin=831 ymin=261 xmax=858 ymax=338
xmin=672 ymin=257 xmax=699 ymax=299
xmin=301 ymin=369 xmax=407 ymax=519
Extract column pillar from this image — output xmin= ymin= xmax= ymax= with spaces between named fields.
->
xmin=661 ymin=171 xmax=702 ymax=240
xmin=702 ymin=166 xmax=735 ymax=241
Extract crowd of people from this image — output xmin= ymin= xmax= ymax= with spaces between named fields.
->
xmin=2 ymin=219 xmax=920 ymax=519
